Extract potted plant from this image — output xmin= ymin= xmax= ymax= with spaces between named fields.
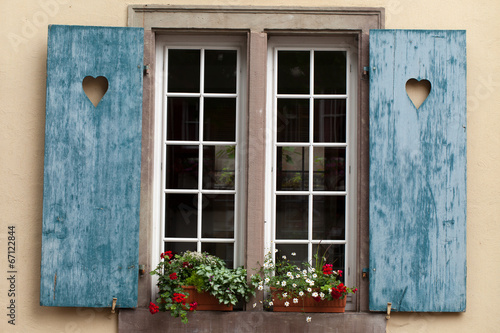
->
xmin=251 ymin=250 xmax=357 ymax=313
xmin=149 ymin=250 xmax=255 ymax=323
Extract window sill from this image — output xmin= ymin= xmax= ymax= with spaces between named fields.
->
xmin=118 ymin=308 xmax=386 ymax=332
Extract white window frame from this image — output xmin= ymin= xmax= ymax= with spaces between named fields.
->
xmin=152 ymin=35 xmax=248 ymax=296
xmin=265 ymin=35 xmax=358 ymax=309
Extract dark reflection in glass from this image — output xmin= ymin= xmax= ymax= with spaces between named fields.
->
xmin=313 ymin=243 xmax=345 ymax=282
xmin=166 ymin=145 xmax=198 ymax=189
xmin=313 ymin=196 xmax=345 ymax=240
xmin=313 ymin=148 xmax=345 ymax=191
xmin=167 ymin=97 xmax=199 ymax=141
xmin=276 ymin=244 xmax=308 ymax=268
xmin=203 ymin=98 xmax=236 ymax=141
xmin=168 ymin=49 xmax=200 ymax=93
xmin=202 ymin=194 xmax=234 ymax=238
xmin=275 ymin=195 xmax=308 ymax=240
xmin=203 ymin=145 xmax=235 ymax=190
xmin=277 ymin=99 xmax=309 ymax=142
xmin=314 ymin=99 xmax=346 ymax=143
xmin=165 ymin=242 xmax=197 ymax=256
xmin=202 ymin=243 xmax=234 ymax=268
xmin=204 ymin=50 xmax=237 ymax=93
xmin=165 ymin=194 xmax=198 ymax=238
xmin=276 ymin=147 xmax=309 ymax=191
xmin=278 ymin=51 xmax=310 ymax=94
xmin=314 ymin=51 xmax=346 ymax=94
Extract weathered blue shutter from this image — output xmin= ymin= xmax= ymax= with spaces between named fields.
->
xmin=40 ymin=25 xmax=143 ymax=308
xmin=369 ymin=30 xmax=466 ymax=312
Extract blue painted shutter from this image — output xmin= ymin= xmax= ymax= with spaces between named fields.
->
xmin=40 ymin=25 xmax=143 ymax=308
xmin=369 ymin=30 xmax=466 ymax=312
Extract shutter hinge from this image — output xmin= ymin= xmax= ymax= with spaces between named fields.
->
xmin=362 ymin=66 xmax=370 ymax=79
xmin=362 ymin=267 xmax=369 ymax=279
xmin=143 ymin=64 xmax=150 ymax=76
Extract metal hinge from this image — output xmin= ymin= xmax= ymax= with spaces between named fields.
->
xmin=144 ymin=64 xmax=150 ymax=75
xmin=362 ymin=66 xmax=370 ymax=79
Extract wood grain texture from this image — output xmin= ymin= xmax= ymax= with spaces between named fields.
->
xmin=40 ymin=25 xmax=143 ymax=308
xmin=369 ymin=30 xmax=466 ymax=312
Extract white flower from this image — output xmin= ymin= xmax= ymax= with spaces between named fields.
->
xmin=259 ymin=280 xmax=263 ymax=285
xmin=292 ymin=283 xmax=297 ymax=288
xmin=269 ymin=301 xmax=273 ymax=306
xmin=275 ymin=249 xmax=278 ymax=253
xmin=253 ymin=303 xmax=257 ymax=308
xmin=265 ymin=277 xmax=270 ymax=283
xmin=311 ymin=268 xmax=315 ymax=272
xmin=291 ymin=252 xmax=296 ymax=256
xmin=306 ymin=317 xmax=312 ymax=323
xmin=299 ymin=291 xmax=304 ymax=296
xmin=296 ymin=274 xmax=300 ymax=278
xmin=258 ymin=285 xmax=264 ymax=291
xmin=309 ymin=281 xmax=315 ymax=287
xmin=305 ymin=278 xmax=311 ymax=284
xmin=312 ymin=273 xmax=317 ymax=278
xmin=287 ymin=272 xmax=293 ymax=277
xmin=282 ymin=292 xmax=288 ymax=298
xmin=302 ymin=270 xmax=307 ymax=275
xmin=285 ymin=301 xmax=290 ymax=307
xmin=312 ymin=292 xmax=318 ymax=297
xmin=293 ymin=298 xmax=298 ymax=304
xmin=276 ymin=281 xmax=281 ymax=286
xmin=282 ymin=281 xmax=287 ymax=287
xmin=282 ymin=255 xmax=287 ymax=260
xmin=307 ymin=287 xmax=312 ymax=292
xmin=320 ymin=292 xmax=325 ymax=299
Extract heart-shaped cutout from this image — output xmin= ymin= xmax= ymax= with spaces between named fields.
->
xmin=82 ymin=76 xmax=108 ymax=107
xmin=406 ymin=78 xmax=431 ymax=109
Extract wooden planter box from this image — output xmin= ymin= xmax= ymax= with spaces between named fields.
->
xmin=271 ymin=290 xmax=347 ymax=313
xmin=182 ymin=286 xmax=233 ymax=311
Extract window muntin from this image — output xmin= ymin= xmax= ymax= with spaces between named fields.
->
xmin=160 ymin=43 xmax=243 ymax=268
xmin=268 ymin=42 xmax=357 ymax=285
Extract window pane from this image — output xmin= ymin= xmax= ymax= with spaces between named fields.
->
xmin=314 ymin=51 xmax=346 ymax=94
xmin=203 ymin=145 xmax=235 ymax=190
xmin=313 ymin=147 xmax=345 ymax=191
xmin=313 ymin=196 xmax=345 ymax=240
xmin=168 ymin=49 xmax=200 ymax=93
xmin=275 ymin=195 xmax=308 ymax=240
xmin=202 ymin=243 xmax=234 ymax=268
xmin=167 ymin=97 xmax=199 ymax=141
xmin=277 ymin=99 xmax=309 ymax=142
xmin=166 ymin=145 xmax=198 ymax=189
xmin=276 ymin=244 xmax=308 ymax=268
xmin=204 ymin=50 xmax=237 ymax=93
xmin=277 ymin=147 xmax=309 ymax=191
xmin=164 ymin=242 xmax=197 ymax=256
xmin=314 ymin=99 xmax=346 ymax=143
xmin=165 ymin=194 xmax=197 ymax=238
xmin=203 ymin=98 xmax=236 ymax=141
xmin=201 ymin=194 xmax=234 ymax=238
xmin=313 ymin=244 xmax=345 ymax=281
xmin=278 ymin=51 xmax=310 ymax=94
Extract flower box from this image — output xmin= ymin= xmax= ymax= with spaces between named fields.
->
xmin=271 ymin=289 xmax=347 ymax=313
xmin=182 ymin=286 xmax=233 ymax=311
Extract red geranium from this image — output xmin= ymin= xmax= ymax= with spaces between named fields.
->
xmin=189 ymin=301 xmax=198 ymax=311
xmin=169 ymin=272 xmax=178 ymax=280
xmin=161 ymin=251 xmax=173 ymax=260
xmin=322 ymin=264 xmax=334 ymax=275
xmin=172 ymin=293 xmax=187 ymax=304
xmin=331 ymin=283 xmax=347 ymax=299
xmin=149 ymin=302 xmax=159 ymax=314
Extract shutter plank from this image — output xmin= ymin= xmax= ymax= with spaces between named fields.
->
xmin=369 ymin=30 xmax=466 ymax=312
xmin=40 ymin=25 xmax=143 ymax=308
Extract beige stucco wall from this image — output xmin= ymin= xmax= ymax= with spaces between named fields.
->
xmin=1 ymin=0 xmax=499 ymax=332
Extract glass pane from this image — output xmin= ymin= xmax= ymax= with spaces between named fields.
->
xmin=276 ymin=244 xmax=308 ymax=268
xmin=314 ymin=99 xmax=346 ymax=143
xmin=204 ymin=50 xmax=237 ymax=93
xmin=275 ymin=195 xmax=308 ymax=240
xmin=164 ymin=242 xmax=197 ymax=256
xmin=314 ymin=51 xmax=346 ymax=94
xmin=277 ymin=99 xmax=309 ymax=142
xmin=313 ymin=196 xmax=345 ymax=240
xmin=313 ymin=147 xmax=345 ymax=191
xmin=201 ymin=194 xmax=234 ymax=238
xmin=277 ymin=51 xmax=310 ymax=94
xmin=167 ymin=97 xmax=199 ymax=141
xmin=203 ymin=145 xmax=235 ymax=190
xmin=277 ymin=147 xmax=309 ymax=191
xmin=313 ymin=244 xmax=345 ymax=281
xmin=165 ymin=194 xmax=198 ymax=238
xmin=166 ymin=145 xmax=198 ymax=189
xmin=202 ymin=243 xmax=234 ymax=268
xmin=168 ymin=49 xmax=200 ymax=93
xmin=203 ymin=98 xmax=236 ymax=141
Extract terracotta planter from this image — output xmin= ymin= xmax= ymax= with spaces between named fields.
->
xmin=271 ymin=289 xmax=347 ymax=313
xmin=182 ymin=286 xmax=233 ymax=311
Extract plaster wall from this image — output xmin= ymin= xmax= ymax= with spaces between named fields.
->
xmin=1 ymin=0 xmax=499 ymax=332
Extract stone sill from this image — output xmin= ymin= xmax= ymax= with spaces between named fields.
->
xmin=119 ymin=308 xmax=386 ymax=333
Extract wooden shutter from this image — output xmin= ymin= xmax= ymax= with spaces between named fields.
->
xmin=40 ymin=25 xmax=143 ymax=308
xmin=369 ymin=30 xmax=466 ymax=312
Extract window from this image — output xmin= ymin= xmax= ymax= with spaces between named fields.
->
xmin=265 ymin=36 xmax=358 ymax=308
xmin=154 ymin=35 xmax=247 ymax=270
